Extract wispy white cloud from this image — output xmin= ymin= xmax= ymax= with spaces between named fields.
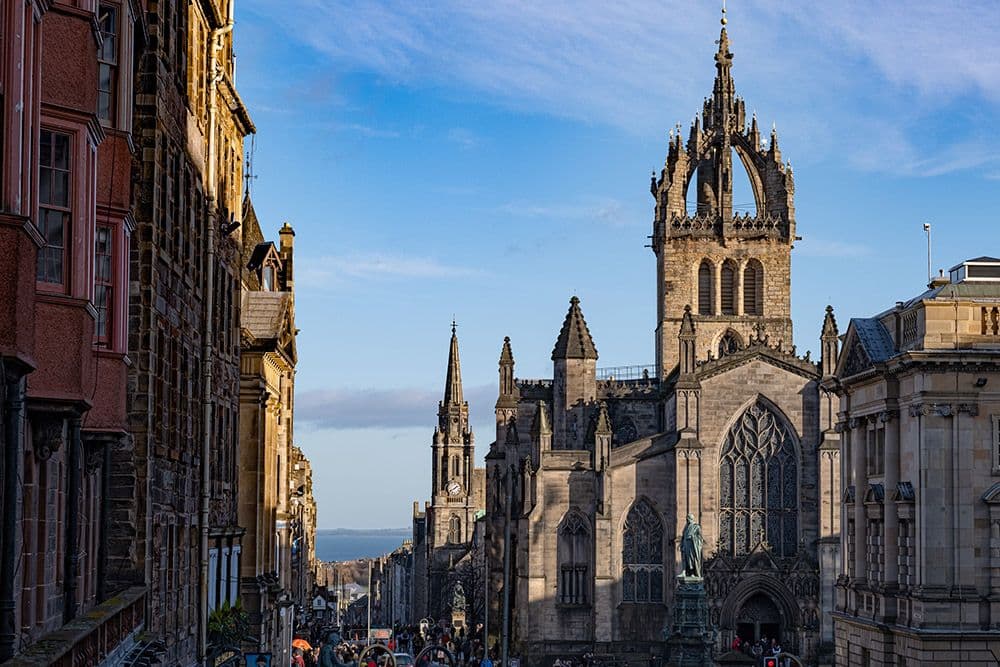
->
xmin=497 ymin=198 xmax=633 ymax=227
xmin=297 ymin=384 xmax=495 ymax=429
xmin=297 ymin=252 xmax=482 ymax=289
xmin=243 ymin=1 xmax=1000 ymax=178
xmin=446 ymin=127 xmax=480 ymax=149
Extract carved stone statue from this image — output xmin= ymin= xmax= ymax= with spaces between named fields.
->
xmin=451 ymin=580 xmax=466 ymax=611
xmin=680 ymin=514 xmax=704 ymax=579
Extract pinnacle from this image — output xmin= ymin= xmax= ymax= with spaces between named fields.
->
xmin=594 ymin=402 xmax=612 ymax=435
xmin=499 ymin=336 xmax=514 ymax=364
xmin=531 ymin=401 xmax=551 ymax=436
xmin=679 ymin=304 xmax=697 ymax=336
xmin=551 ymin=296 xmax=598 ymax=360
xmin=822 ymin=305 xmax=839 ymax=338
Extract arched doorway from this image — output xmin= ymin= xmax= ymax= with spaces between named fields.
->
xmin=734 ymin=592 xmax=782 ymax=645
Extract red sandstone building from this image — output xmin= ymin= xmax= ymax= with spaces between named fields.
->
xmin=0 ymin=0 xmax=145 ymax=664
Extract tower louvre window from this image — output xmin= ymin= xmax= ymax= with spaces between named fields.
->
xmin=698 ymin=260 xmax=713 ymax=315
xmin=558 ymin=514 xmax=590 ymax=605
xmin=721 ymin=261 xmax=737 ymax=315
xmin=743 ymin=259 xmax=763 ymax=316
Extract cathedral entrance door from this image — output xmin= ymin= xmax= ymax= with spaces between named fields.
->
xmin=735 ymin=593 xmax=782 ymax=644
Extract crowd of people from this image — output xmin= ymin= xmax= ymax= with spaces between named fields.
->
xmin=730 ymin=635 xmax=784 ymax=661
xmin=288 ymin=622 xmax=496 ymax=667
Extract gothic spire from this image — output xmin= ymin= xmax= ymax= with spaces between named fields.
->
xmin=552 ymin=296 xmax=598 ymax=360
xmin=497 ymin=336 xmax=518 ymax=409
xmin=443 ymin=320 xmax=464 ymax=406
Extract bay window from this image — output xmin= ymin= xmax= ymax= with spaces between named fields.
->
xmin=37 ymin=130 xmax=72 ymax=285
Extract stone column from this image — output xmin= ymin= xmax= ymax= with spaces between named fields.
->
xmin=882 ymin=411 xmax=899 ymax=585
xmin=713 ymin=261 xmax=722 ymax=316
xmin=735 ymin=260 xmax=745 ymax=316
xmin=851 ymin=417 xmax=866 ymax=585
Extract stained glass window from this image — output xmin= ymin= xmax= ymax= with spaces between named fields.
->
xmin=718 ymin=400 xmax=798 ymax=558
xmin=622 ymin=499 xmax=664 ymax=602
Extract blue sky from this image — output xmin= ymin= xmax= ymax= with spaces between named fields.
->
xmin=234 ymin=1 xmax=1000 ymax=529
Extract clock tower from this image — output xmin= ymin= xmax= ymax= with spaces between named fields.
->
xmin=430 ymin=322 xmax=475 ymax=546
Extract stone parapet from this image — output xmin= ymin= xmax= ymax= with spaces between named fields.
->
xmin=5 ymin=586 xmax=146 ymax=666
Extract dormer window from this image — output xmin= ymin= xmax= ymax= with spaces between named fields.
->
xmin=262 ymin=265 xmax=275 ymax=291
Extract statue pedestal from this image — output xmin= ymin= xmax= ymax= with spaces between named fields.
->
xmin=664 ymin=577 xmax=714 ymax=667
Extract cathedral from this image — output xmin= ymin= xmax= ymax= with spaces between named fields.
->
xmin=483 ymin=24 xmax=841 ymax=666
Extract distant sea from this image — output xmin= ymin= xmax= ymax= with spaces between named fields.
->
xmin=315 ymin=528 xmax=410 ymax=562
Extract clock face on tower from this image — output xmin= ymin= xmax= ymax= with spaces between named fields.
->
xmin=446 ymin=480 xmax=462 ymax=496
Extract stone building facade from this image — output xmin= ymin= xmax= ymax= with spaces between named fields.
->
xmin=238 ymin=206 xmax=299 ymax=664
xmin=412 ymin=326 xmax=486 ymax=626
xmin=485 ymin=26 xmax=840 ymax=666
xmin=122 ymin=0 xmax=253 ymax=663
xmin=290 ymin=444 xmax=318 ymax=619
xmin=830 ymin=257 xmax=1000 ymax=666
xmin=0 ymin=1 xmax=148 ymax=664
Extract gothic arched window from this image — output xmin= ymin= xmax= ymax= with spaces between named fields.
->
xmin=698 ymin=260 xmax=713 ymax=315
xmin=743 ymin=259 xmax=764 ymax=316
xmin=448 ymin=514 xmax=461 ymax=543
xmin=622 ymin=500 xmax=664 ymax=603
xmin=721 ymin=260 xmax=737 ymax=315
xmin=451 ymin=455 xmax=460 ymax=477
xmin=719 ymin=400 xmax=798 ymax=558
xmin=718 ymin=329 xmax=741 ymax=357
xmin=558 ymin=513 xmax=590 ymax=605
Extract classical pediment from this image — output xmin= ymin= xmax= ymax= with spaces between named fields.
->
xmin=836 ymin=318 xmax=896 ymax=378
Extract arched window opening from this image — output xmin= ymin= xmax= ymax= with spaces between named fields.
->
xmin=743 ymin=260 xmax=763 ymax=316
xmin=451 ymin=455 xmax=459 ymax=477
xmin=440 ymin=455 xmax=448 ymax=490
xmin=718 ymin=330 xmax=742 ymax=358
xmin=558 ymin=514 xmax=590 ymax=605
xmin=731 ymin=148 xmax=758 ymax=217
xmin=448 ymin=515 xmax=461 ymax=543
xmin=622 ymin=500 xmax=664 ymax=603
xmin=719 ymin=400 xmax=798 ymax=559
xmin=698 ymin=260 xmax=713 ymax=315
xmin=721 ymin=261 xmax=737 ymax=315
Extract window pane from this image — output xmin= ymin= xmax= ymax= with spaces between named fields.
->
xmin=52 ymin=172 xmax=69 ymax=207
xmin=39 ymin=168 xmax=51 ymax=204
xmin=40 ymin=131 xmax=52 ymax=167
xmin=53 ymin=134 xmax=70 ymax=170
xmin=650 ymin=569 xmax=663 ymax=602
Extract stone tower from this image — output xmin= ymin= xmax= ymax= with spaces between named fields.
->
xmin=551 ymin=297 xmax=599 ymax=450
xmin=431 ymin=323 xmax=475 ymax=545
xmin=651 ymin=25 xmax=796 ymax=377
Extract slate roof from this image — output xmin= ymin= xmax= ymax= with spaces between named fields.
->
xmin=850 ymin=317 xmax=896 ymax=363
xmin=552 ymin=296 xmax=598 ymax=360
xmin=242 ymin=291 xmax=289 ymax=339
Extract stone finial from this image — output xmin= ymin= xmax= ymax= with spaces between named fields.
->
xmin=821 ymin=305 xmax=838 ymax=338
xmin=531 ymin=401 xmax=551 ymax=437
xmin=593 ymin=401 xmax=612 ymax=436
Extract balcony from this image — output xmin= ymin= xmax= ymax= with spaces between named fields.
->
xmin=6 ymin=586 xmax=146 ymax=667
